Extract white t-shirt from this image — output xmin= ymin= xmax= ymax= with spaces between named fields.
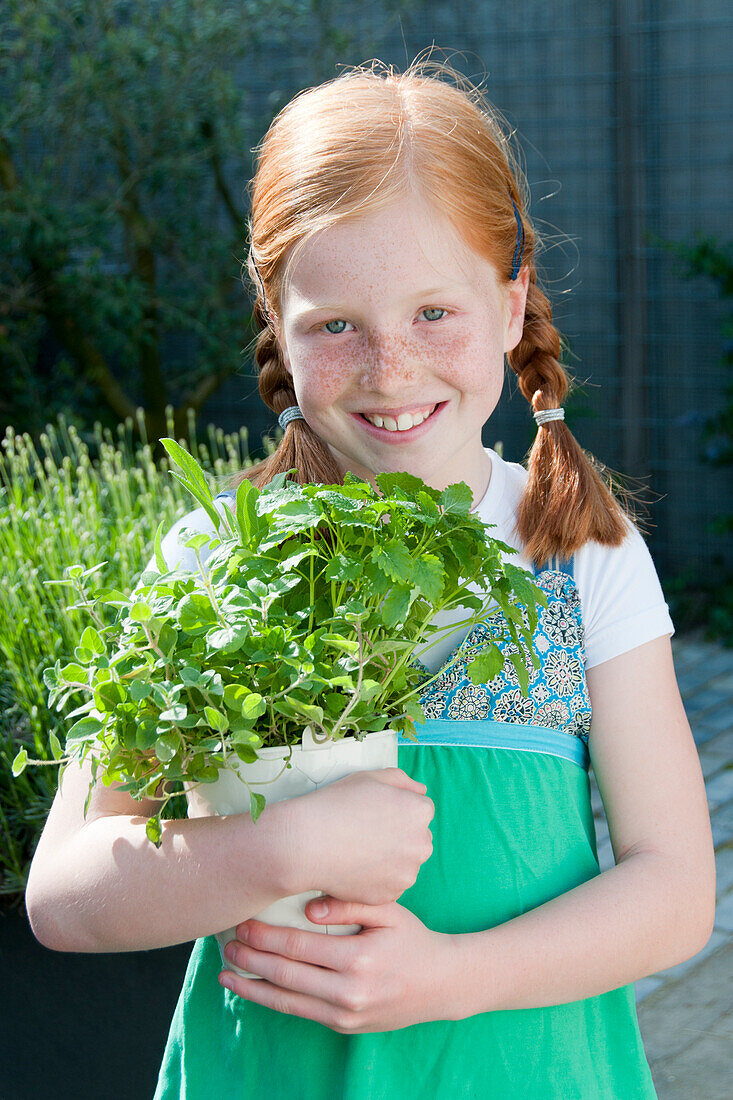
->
xmin=144 ymin=448 xmax=674 ymax=674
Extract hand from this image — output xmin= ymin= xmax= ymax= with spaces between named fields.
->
xmin=218 ymin=896 xmax=460 ymax=1033
xmin=292 ymin=769 xmax=435 ymax=906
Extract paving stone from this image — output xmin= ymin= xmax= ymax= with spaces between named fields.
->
xmin=636 ymin=940 xmax=733 ymax=1064
xmin=712 ymin=888 xmax=733 ymax=932
xmin=647 ymin=1010 xmax=733 ymax=1099
xmin=714 ymin=844 xmax=733 ymax=898
xmin=635 ymin=975 xmax=665 ymax=1003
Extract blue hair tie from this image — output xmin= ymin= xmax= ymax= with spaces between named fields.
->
xmin=510 ymin=199 xmax=524 ymax=280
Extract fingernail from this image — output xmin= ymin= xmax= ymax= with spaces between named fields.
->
xmin=310 ymin=899 xmax=328 ymax=918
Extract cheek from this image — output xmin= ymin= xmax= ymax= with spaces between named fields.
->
xmin=289 ymin=346 xmax=353 ymax=406
xmin=433 ymin=329 xmax=504 ymax=395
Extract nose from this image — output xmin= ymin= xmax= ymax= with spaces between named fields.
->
xmin=357 ymin=332 xmax=420 ymax=394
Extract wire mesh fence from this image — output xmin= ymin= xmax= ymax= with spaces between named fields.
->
xmin=202 ymin=0 xmax=732 ymax=579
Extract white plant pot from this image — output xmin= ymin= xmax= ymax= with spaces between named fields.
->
xmin=184 ymin=725 xmax=399 ymax=979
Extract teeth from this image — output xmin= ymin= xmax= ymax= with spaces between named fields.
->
xmin=365 ymin=405 xmax=436 ymax=431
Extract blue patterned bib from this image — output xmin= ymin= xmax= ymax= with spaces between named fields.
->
xmin=413 ymin=559 xmax=591 ymax=746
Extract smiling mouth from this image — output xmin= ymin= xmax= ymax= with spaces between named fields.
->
xmin=357 ymin=402 xmax=445 ymax=433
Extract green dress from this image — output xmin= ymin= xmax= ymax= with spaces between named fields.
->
xmin=154 ymin=556 xmax=658 ymax=1099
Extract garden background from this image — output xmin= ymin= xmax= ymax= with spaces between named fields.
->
xmin=1 ymin=1 xmax=731 ymax=1098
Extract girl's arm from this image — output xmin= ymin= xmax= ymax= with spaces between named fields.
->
xmin=24 ymin=757 xmax=305 ymax=953
xmin=25 ymin=757 xmax=433 ymax=955
xmin=447 ymin=633 xmax=717 ymax=1015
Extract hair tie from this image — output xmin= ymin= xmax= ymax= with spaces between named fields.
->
xmin=533 ymin=407 xmax=565 ymax=427
xmin=278 ymin=405 xmax=305 ymax=430
xmin=510 ymin=199 xmax=525 ymax=280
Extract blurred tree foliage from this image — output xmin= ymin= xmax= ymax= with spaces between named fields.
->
xmin=0 ymin=0 xmax=408 ymax=445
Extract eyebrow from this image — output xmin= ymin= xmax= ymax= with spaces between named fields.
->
xmin=291 ymin=286 xmax=468 ymax=324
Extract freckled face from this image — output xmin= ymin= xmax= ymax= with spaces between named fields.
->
xmin=276 ymin=191 xmax=528 ymax=503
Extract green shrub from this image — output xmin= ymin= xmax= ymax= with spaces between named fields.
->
xmin=0 ymin=407 xmax=262 ymax=906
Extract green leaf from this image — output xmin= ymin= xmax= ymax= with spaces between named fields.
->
xmin=371 ymin=541 xmax=415 ymax=583
xmin=146 ymin=815 xmax=163 ymax=847
xmin=155 ymin=733 xmax=179 ymax=762
xmin=153 ymin=519 xmax=168 ymax=573
xmin=509 ymin=650 xmax=530 ymax=695
xmin=466 ymin=644 xmax=504 ymax=683
xmin=241 ymin=693 xmax=266 ymax=720
xmin=67 ymin=715 xmax=104 ymax=741
xmin=375 ymin=471 xmax=434 ymax=498
xmin=183 ymin=532 xmax=214 ymax=552
xmin=235 ymin=477 xmax=264 ymax=547
xmin=94 ymin=681 xmax=126 ymax=711
xmin=49 ymin=730 xmax=64 ymax=761
xmin=381 ymin=585 xmax=412 ymax=628
xmin=159 ymin=703 xmax=187 ymax=722
xmin=410 ymin=553 xmax=445 ymax=603
xmin=130 ymin=679 xmax=152 ymax=701
xmin=12 ymin=748 xmax=28 ymax=777
xmin=160 ymin=438 xmax=223 ymax=536
xmin=80 ymin=626 xmax=106 ymax=655
xmin=59 ymin=662 xmax=88 ymax=684
xmin=129 ymin=601 xmax=153 ymax=623
xmin=233 ymin=743 xmax=259 ymax=762
xmin=323 ymin=555 xmax=361 ymax=583
xmin=204 ymin=706 xmax=228 ymax=733
xmin=321 ymin=634 xmax=360 ymax=655
xmin=276 ymin=698 xmax=324 ymax=724
xmin=439 ymin=482 xmax=473 ymax=514
xmin=250 ymin=790 xmax=266 ymax=823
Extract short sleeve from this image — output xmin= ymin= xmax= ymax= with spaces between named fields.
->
xmin=574 ymin=519 xmax=675 ymax=669
xmin=138 ymin=505 xmax=223 ymax=578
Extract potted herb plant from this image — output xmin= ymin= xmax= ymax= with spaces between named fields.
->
xmin=15 ymin=440 xmax=544 ymax=975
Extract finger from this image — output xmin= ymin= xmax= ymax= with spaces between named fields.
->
xmin=235 ymin=916 xmax=354 ymax=971
xmin=219 ymin=970 xmax=346 ymax=1031
xmin=222 ymin=938 xmax=347 ymax=1008
xmin=305 ymin=896 xmax=397 ymax=928
xmin=372 ymin=767 xmax=427 ymax=793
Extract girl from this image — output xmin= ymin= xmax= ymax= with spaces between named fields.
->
xmin=26 ymin=59 xmax=715 ymax=1099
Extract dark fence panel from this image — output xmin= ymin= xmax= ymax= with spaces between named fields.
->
xmin=201 ymin=0 xmax=732 ymax=578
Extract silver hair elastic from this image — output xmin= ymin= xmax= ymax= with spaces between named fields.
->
xmin=533 ymin=407 xmax=565 ymax=426
xmin=278 ymin=405 xmax=306 ymax=430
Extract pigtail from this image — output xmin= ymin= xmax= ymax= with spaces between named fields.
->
xmin=507 ymin=265 xmax=630 ymax=565
xmin=228 ymin=272 xmax=342 ymax=490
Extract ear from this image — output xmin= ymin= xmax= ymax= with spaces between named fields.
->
xmin=504 ymin=265 xmax=530 ymax=354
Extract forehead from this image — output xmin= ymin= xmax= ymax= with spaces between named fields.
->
xmin=281 ymin=192 xmax=499 ymax=311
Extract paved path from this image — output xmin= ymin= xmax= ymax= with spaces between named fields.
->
xmin=589 ymin=631 xmax=733 ymax=1098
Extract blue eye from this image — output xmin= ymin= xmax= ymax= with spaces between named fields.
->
xmin=423 ymin=308 xmax=446 ymax=321
xmin=323 ymin=320 xmax=351 ymax=334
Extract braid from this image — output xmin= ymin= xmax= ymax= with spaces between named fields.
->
xmin=229 ymin=314 xmax=342 ymax=490
xmin=507 ymin=264 xmax=629 ymax=565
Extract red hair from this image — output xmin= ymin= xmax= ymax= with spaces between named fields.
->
xmin=231 ymin=56 xmax=630 ymax=564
